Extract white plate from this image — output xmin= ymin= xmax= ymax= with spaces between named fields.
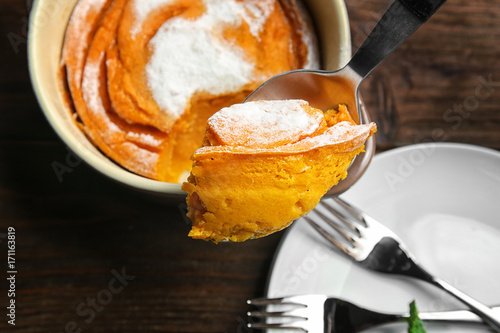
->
xmin=266 ymin=143 xmax=500 ymax=332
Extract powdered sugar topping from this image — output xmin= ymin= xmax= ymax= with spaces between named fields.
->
xmin=131 ymin=0 xmax=176 ymax=36
xmin=232 ymin=1 xmax=274 ymax=38
xmin=208 ymin=100 xmax=324 ymax=148
xmin=196 ymin=120 xmax=376 ymax=156
xmin=143 ymin=0 xmax=275 ymax=120
xmin=195 ymin=99 xmax=377 ymax=156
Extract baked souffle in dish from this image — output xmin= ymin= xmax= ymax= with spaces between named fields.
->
xmin=59 ymin=0 xmax=319 ymax=183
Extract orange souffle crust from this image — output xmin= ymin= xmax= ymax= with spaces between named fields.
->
xmin=182 ymin=100 xmax=377 ymax=243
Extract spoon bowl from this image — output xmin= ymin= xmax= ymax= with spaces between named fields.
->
xmin=245 ymin=67 xmax=371 ymax=196
xmin=245 ymin=0 xmax=447 ymax=196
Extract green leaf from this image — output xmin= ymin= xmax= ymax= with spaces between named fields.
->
xmin=407 ymin=300 xmax=427 ymax=333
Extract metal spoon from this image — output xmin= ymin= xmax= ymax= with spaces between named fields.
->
xmin=245 ymin=0 xmax=447 ymax=196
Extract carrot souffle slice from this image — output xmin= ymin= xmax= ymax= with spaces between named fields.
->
xmin=182 ymin=99 xmax=376 ymax=243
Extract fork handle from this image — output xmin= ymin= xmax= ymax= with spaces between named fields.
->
xmin=370 ymin=240 xmax=500 ymax=331
xmin=406 ymin=258 xmax=500 ymax=331
xmin=426 ymin=276 xmax=500 ymax=332
xmin=348 ymin=0 xmax=447 ymax=79
xmin=323 ymin=298 xmax=402 ymax=332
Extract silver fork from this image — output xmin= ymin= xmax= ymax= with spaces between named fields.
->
xmin=305 ymin=196 xmax=500 ymax=332
xmin=247 ymin=294 xmax=493 ymax=332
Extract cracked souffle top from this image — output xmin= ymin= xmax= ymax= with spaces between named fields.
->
xmin=182 ymin=100 xmax=377 ymax=243
xmin=60 ymin=0 xmax=319 ymax=183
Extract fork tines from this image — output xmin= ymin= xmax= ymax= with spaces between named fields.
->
xmin=247 ymin=295 xmax=327 ymax=331
xmin=304 ymin=197 xmax=365 ymax=253
xmin=247 ymin=296 xmax=307 ymax=330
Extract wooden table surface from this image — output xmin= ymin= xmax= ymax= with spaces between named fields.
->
xmin=1 ymin=0 xmax=499 ymax=332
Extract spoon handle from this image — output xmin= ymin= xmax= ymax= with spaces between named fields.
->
xmin=348 ymin=0 xmax=447 ymax=79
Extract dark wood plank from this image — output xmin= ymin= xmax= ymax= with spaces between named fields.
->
xmin=346 ymin=0 xmax=500 ymax=150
